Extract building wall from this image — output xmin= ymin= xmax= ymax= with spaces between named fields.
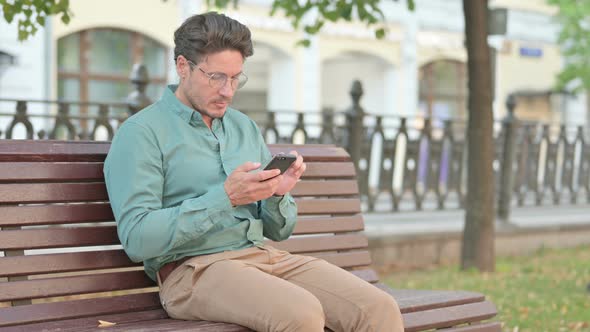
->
xmin=0 ymin=16 xmax=51 ymax=137
xmin=1 ymin=0 xmax=586 ymax=131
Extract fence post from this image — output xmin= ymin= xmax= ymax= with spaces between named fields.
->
xmin=345 ymin=80 xmax=365 ymax=170
xmin=126 ymin=63 xmax=152 ymax=115
xmin=497 ymin=93 xmax=518 ymax=223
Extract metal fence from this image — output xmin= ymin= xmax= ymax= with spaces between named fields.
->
xmin=1 ymin=66 xmax=589 ymax=215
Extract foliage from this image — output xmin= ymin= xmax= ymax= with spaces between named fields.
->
xmin=547 ymin=0 xmax=590 ymax=93
xmin=384 ymin=246 xmax=590 ymax=331
xmin=0 ymin=0 xmax=71 ymax=41
xmin=1 ymin=0 xmax=414 ymax=42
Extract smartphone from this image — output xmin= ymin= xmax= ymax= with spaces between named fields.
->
xmin=263 ymin=153 xmax=297 ymax=174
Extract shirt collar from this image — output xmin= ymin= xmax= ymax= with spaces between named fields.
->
xmin=162 ymin=84 xmax=204 ymax=124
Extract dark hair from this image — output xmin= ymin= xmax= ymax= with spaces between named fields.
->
xmin=174 ymin=12 xmax=254 ymax=64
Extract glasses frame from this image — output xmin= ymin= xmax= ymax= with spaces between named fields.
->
xmin=186 ymin=59 xmax=248 ymax=90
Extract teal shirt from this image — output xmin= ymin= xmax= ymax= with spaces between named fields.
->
xmin=104 ymin=85 xmax=297 ymax=281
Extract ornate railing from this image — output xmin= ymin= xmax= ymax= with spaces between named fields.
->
xmin=1 ymin=69 xmax=589 ymax=215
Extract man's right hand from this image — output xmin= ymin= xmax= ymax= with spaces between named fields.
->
xmin=224 ymin=162 xmax=282 ymax=206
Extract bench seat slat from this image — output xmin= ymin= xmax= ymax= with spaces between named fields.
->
xmin=0 ymin=250 xmax=370 ymax=278
xmin=290 ymin=180 xmax=359 ymax=197
xmin=4 ymin=314 xmax=250 ymax=332
xmin=0 ymin=292 xmax=161 ymax=328
xmin=0 ymin=309 xmax=169 ymax=332
xmin=0 ymin=271 xmax=155 ymax=302
xmin=295 ymin=198 xmax=361 ymax=214
xmin=402 ymin=301 xmax=498 ymax=332
xmin=0 ymin=203 xmax=114 ymax=227
xmin=77 ymin=319 xmax=251 ymax=332
xmin=0 ymin=183 xmax=108 ymax=204
xmin=376 ymin=286 xmax=487 ymax=313
xmin=437 ymin=322 xmax=502 ymax=332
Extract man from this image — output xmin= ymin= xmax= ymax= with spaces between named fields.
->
xmin=104 ymin=11 xmax=403 ymax=332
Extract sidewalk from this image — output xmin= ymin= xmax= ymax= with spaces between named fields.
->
xmin=362 ymin=203 xmax=590 ymax=271
xmin=363 ymin=203 xmax=590 ymax=237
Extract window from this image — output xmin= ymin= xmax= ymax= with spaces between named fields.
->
xmin=419 ymin=60 xmax=467 ymax=121
xmin=57 ymin=29 xmax=168 ymax=116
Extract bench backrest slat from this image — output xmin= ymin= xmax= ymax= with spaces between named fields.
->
xmin=0 ymin=271 xmax=153 ymax=303
xmin=0 ymin=250 xmax=139 ymax=277
xmin=290 ymin=180 xmax=359 ymax=196
xmin=293 ymin=215 xmax=364 ymax=234
xmin=0 ymin=161 xmax=354 ymax=182
xmin=0 ymin=183 xmax=108 ymax=203
xmin=0 ymin=203 xmax=114 ymax=227
xmin=0 ymin=227 xmax=119 ymax=250
xmin=296 ymin=198 xmax=361 ymax=214
xmin=0 ymin=250 xmax=371 ymax=278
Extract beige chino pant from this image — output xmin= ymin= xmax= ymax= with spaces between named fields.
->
xmin=158 ymin=246 xmax=404 ymax=332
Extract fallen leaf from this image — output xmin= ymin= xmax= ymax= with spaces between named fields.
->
xmin=98 ymin=320 xmax=117 ymax=328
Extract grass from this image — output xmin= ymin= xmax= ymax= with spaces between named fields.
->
xmin=383 ymin=245 xmax=590 ymax=332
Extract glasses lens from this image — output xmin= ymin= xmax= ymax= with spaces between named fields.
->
xmin=209 ymin=73 xmax=227 ymax=89
xmin=236 ymin=73 xmax=248 ymax=90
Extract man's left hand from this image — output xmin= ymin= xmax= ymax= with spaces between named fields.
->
xmin=273 ymin=150 xmax=306 ymax=196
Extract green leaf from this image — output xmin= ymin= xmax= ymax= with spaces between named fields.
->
xmin=375 ymin=27 xmax=386 ymax=39
xmin=3 ymin=5 xmax=14 ymax=23
xmin=295 ymin=39 xmax=311 ymax=47
xmin=304 ymin=20 xmax=324 ymax=35
xmin=36 ymin=15 xmax=45 ymax=26
xmin=61 ymin=12 xmax=70 ymax=24
xmin=18 ymin=29 xmax=29 ymax=41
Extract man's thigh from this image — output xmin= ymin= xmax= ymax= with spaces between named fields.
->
xmin=272 ymin=255 xmax=403 ymax=332
xmin=160 ymin=258 xmax=325 ymax=332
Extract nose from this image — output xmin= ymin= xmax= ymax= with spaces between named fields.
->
xmin=219 ymin=79 xmax=235 ymax=98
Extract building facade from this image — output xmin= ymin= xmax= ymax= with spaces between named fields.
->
xmin=0 ymin=0 xmax=587 ymax=136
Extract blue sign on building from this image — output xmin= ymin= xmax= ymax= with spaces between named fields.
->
xmin=519 ymin=47 xmax=543 ymax=58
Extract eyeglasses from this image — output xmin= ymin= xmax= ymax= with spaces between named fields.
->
xmin=187 ymin=60 xmax=248 ymax=90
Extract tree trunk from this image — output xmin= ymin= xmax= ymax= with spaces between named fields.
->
xmin=461 ymin=0 xmax=495 ymax=272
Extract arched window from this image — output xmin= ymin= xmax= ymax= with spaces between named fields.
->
xmin=57 ymin=28 xmax=168 ymax=115
xmin=419 ymin=60 xmax=467 ymax=121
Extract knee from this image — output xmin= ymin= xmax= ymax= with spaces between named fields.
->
xmin=276 ymin=294 xmax=325 ymax=332
xmin=363 ymin=290 xmax=403 ymax=331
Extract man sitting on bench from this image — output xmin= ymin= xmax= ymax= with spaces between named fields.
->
xmin=104 ymin=11 xmax=403 ymax=332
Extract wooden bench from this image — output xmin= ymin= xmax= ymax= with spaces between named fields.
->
xmin=0 ymin=139 xmax=501 ymax=332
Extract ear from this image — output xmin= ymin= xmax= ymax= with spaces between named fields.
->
xmin=175 ymin=56 xmax=188 ymax=80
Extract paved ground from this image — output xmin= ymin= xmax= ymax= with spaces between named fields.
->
xmin=363 ymin=202 xmax=590 ymax=270
xmin=363 ymin=203 xmax=590 ymax=237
